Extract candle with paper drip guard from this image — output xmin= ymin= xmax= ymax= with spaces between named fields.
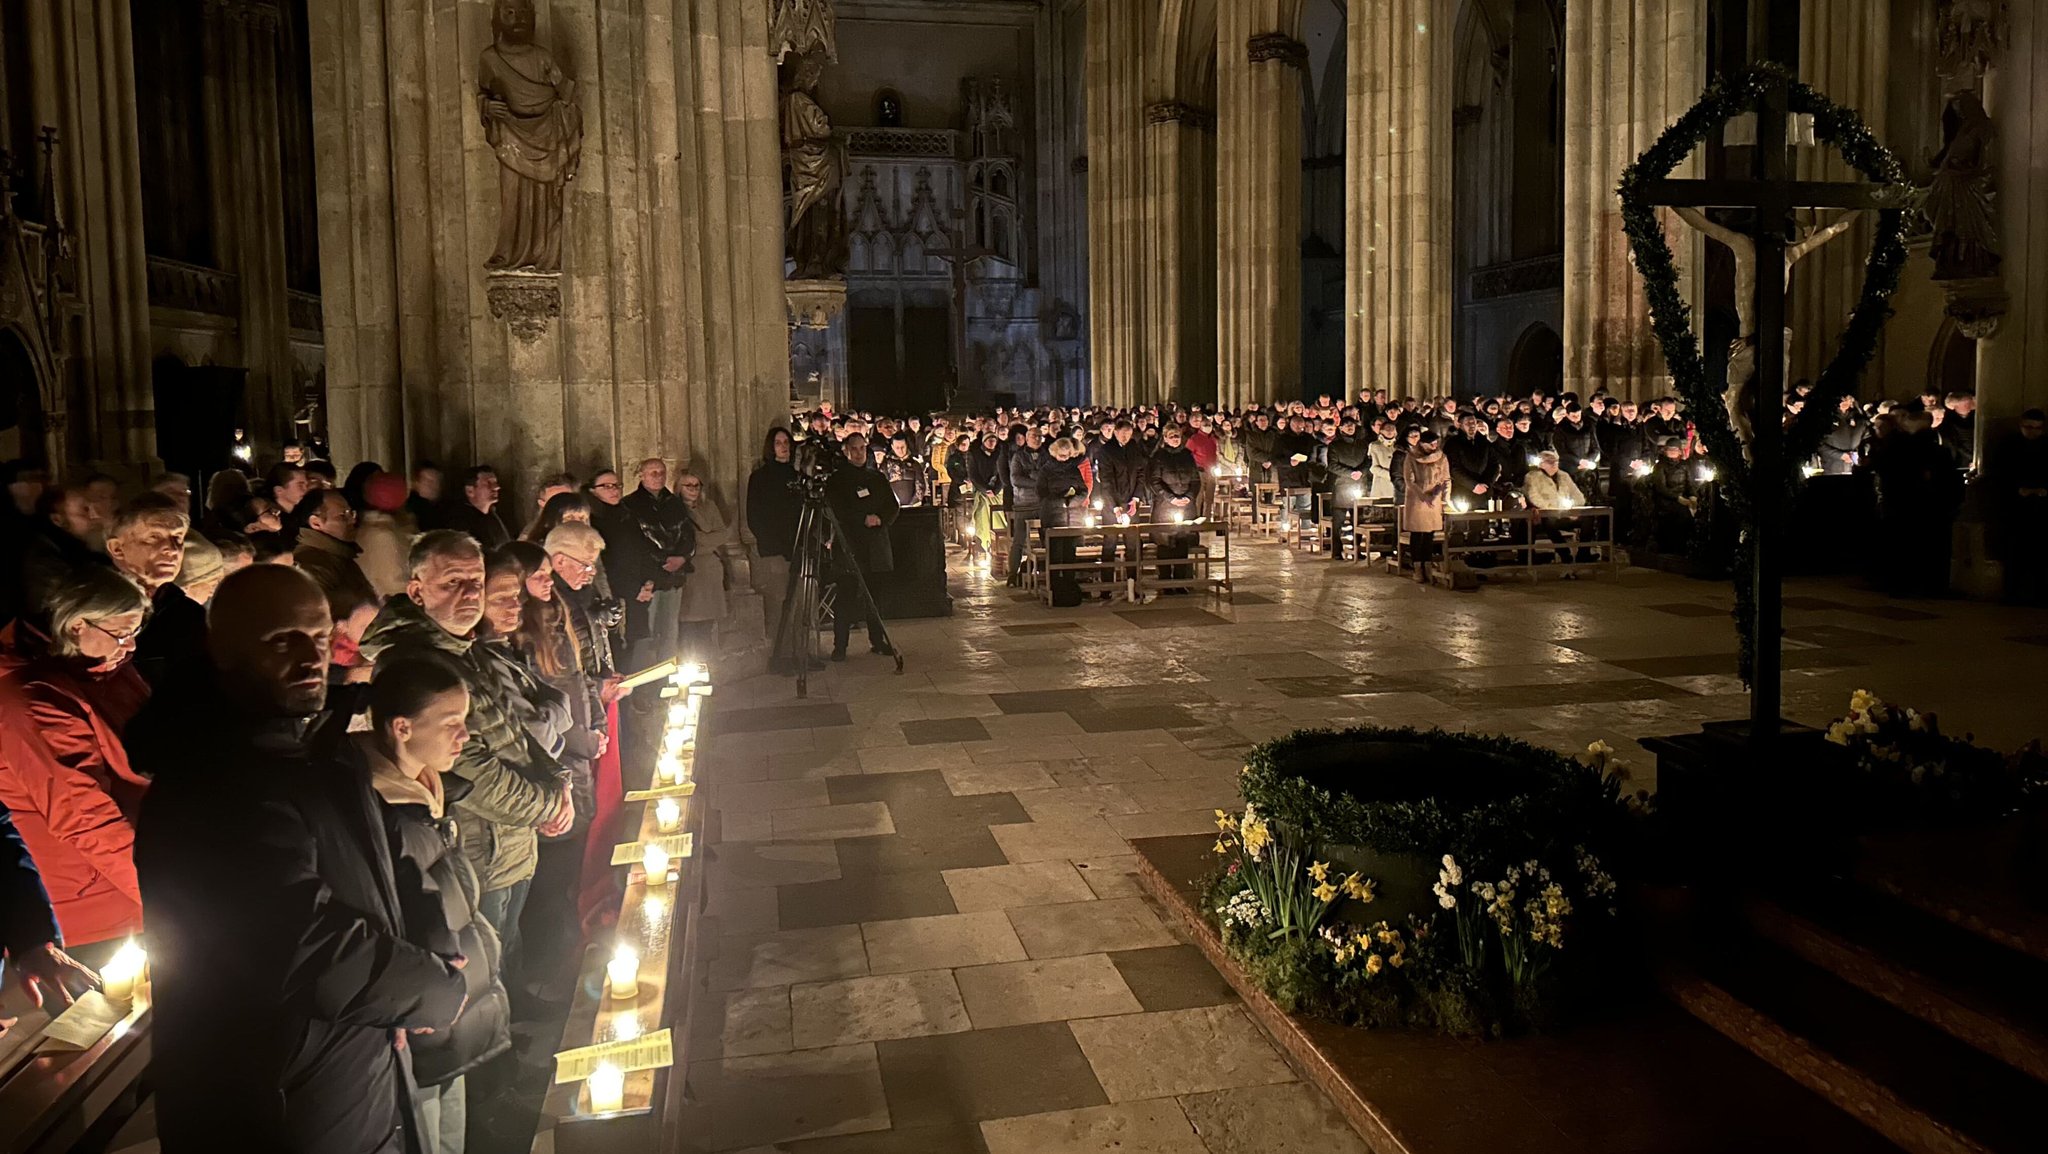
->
xmin=665 ymin=699 xmax=699 ymax=728
xmin=606 ymin=946 xmax=640 ymax=1000
xmin=587 ymin=1062 xmax=625 ymax=1114
xmin=661 ymin=726 xmax=695 ymax=757
xmin=655 ymin=797 xmax=682 ymax=833
xmin=100 ymin=940 xmax=146 ymax=1003
xmin=674 ymin=660 xmax=708 ymax=686
xmin=656 ymin=753 xmax=688 ymax=785
xmin=642 ymin=842 xmax=671 ymax=886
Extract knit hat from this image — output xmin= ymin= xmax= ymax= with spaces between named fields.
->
xmin=178 ymin=533 xmax=226 ymax=589
xmin=362 ymin=471 xmax=407 ymax=512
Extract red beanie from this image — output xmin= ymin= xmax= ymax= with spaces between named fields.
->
xmin=363 ymin=471 xmax=407 ymax=512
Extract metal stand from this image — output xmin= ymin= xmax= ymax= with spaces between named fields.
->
xmin=776 ymin=483 xmax=905 ymax=699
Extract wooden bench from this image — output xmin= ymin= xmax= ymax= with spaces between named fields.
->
xmin=1037 ymin=518 xmax=1234 ymax=603
xmin=1395 ymin=505 xmax=1621 ymax=586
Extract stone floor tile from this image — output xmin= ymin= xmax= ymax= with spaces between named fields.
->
xmin=857 ymin=743 xmax=980 ymax=773
xmin=1011 ymin=784 xmax=1141 ymax=823
xmin=772 ymin=801 xmax=896 ymax=841
xmin=777 ymin=869 xmax=959 ymax=931
xmin=789 ymin=970 xmax=972 ymax=1049
xmin=716 ymin=810 xmax=776 ymax=842
xmin=1068 ymin=1006 xmax=1294 ymax=1101
xmin=1120 ymin=777 xmax=1246 ymax=814
xmin=1073 ymin=855 xmax=1147 ymax=899
xmin=978 ymin=1100 xmax=1206 ymax=1154
xmin=954 ymin=953 xmax=1143 ymax=1028
xmin=710 ymin=925 xmax=869 ymax=991
xmin=707 ymin=986 xmax=792 ymax=1059
xmin=833 ymin=825 xmax=1013 ymax=877
xmin=710 ymin=702 xmax=855 ymax=734
xmin=969 ymin=735 xmax=1084 ymax=763
xmin=877 ymin=1023 xmax=1109 ymax=1130
xmin=684 ymin=1043 xmax=888 ymax=1150
xmin=704 ymin=842 xmax=842 ymax=890
xmin=1176 ymin=1083 xmax=1372 ymax=1154
xmin=989 ymin=817 xmax=1134 ymax=864
xmin=901 ymin=716 xmax=994 ymax=745
xmin=1005 ymin=897 xmax=1177 ymax=958
xmin=1108 ymin=945 xmax=1239 ymax=1012
xmin=942 ymin=761 xmax=1061 ymax=795
xmin=1107 ymin=809 xmax=1229 ymax=840
xmin=778 ymin=1121 xmax=991 ymax=1154
xmin=943 ymin=860 xmax=1097 ymax=912
xmin=978 ymin=711 xmax=1086 ymax=739
xmin=861 ymin=911 xmax=1029 ymax=974
xmin=712 ymin=778 xmax=832 ymax=813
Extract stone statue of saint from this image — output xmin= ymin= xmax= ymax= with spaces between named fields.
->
xmin=783 ymin=52 xmax=845 ymax=279
xmin=1673 ymin=206 xmax=1857 ymax=460
xmin=771 ymin=0 xmax=838 ymax=65
xmin=478 ymin=0 xmax=583 ymax=273
xmin=1924 ymin=89 xmax=2000 ymax=282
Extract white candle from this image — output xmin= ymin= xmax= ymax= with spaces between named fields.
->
xmin=643 ymin=843 xmax=670 ymax=886
xmin=656 ymin=797 xmax=682 ymax=833
xmin=678 ymin=660 xmax=708 ymax=685
xmin=657 ymin=754 xmax=686 ymax=784
xmin=662 ymin=729 xmax=687 ymax=757
xmin=587 ymin=1063 xmax=625 ymax=1114
xmin=666 ymin=701 xmax=691 ymax=727
xmin=101 ymin=940 xmax=146 ymax=1003
xmin=607 ymin=947 xmax=639 ymax=1000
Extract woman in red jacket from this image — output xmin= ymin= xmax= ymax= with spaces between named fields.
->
xmin=0 ymin=565 xmax=153 ymax=946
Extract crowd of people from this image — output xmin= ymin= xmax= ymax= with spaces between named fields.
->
xmin=0 ymin=448 xmax=759 ymax=1153
xmin=792 ymin=384 xmax=2043 ymax=603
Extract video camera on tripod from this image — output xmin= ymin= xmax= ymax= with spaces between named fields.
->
xmin=774 ymin=438 xmax=905 ymax=696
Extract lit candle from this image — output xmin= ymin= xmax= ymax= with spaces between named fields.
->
xmin=607 ymin=946 xmax=640 ymax=1000
xmin=643 ymin=843 xmax=671 ymax=886
xmin=662 ymin=729 xmax=689 ymax=757
xmin=678 ymin=660 xmax=708 ymax=685
xmin=657 ymin=753 xmax=686 ymax=784
xmin=656 ymin=797 xmax=682 ymax=833
xmin=587 ymin=1063 xmax=625 ymax=1114
xmin=1170 ymin=510 xmax=1184 ymax=524
xmin=666 ymin=701 xmax=692 ymax=727
xmin=101 ymin=940 xmax=146 ymax=1003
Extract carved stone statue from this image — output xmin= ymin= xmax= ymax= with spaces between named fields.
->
xmin=1925 ymin=89 xmax=2000 ymax=282
xmin=1673 ymin=206 xmax=1857 ymax=460
xmin=478 ymin=0 xmax=582 ymax=273
xmin=771 ymin=0 xmax=838 ymax=65
xmin=1935 ymin=0 xmax=2007 ymax=85
xmin=783 ymin=52 xmax=846 ymax=279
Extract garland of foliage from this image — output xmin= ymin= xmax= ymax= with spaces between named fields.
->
xmin=1616 ymin=63 xmax=1909 ymax=685
xmin=1238 ymin=726 xmax=1627 ymax=865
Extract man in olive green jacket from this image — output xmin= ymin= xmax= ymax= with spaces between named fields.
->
xmin=357 ymin=531 xmax=571 ymax=956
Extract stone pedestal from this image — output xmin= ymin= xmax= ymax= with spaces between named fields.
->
xmin=1345 ymin=0 xmax=1453 ymax=402
xmin=1216 ymin=14 xmax=1304 ymax=406
xmin=788 ymin=278 xmax=849 ymax=412
xmin=1562 ymin=0 xmax=1706 ymax=402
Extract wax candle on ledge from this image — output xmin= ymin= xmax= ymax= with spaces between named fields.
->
xmin=101 ymin=940 xmax=146 ymax=1003
xmin=657 ymin=754 xmax=686 ymax=784
xmin=643 ymin=843 xmax=671 ymax=886
xmin=678 ymin=660 xmax=708 ymax=685
xmin=662 ymin=729 xmax=687 ymax=757
xmin=656 ymin=797 xmax=682 ymax=833
xmin=666 ymin=701 xmax=692 ymax=727
xmin=607 ymin=946 xmax=640 ymax=1000
xmin=588 ymin=1063 xmax=625 ymax=1114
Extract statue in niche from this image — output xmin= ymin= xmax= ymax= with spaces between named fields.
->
xmin=1924 ymin=89 xmax=2001 ymax=282
xmin=1672 ymin=207 xmax=1856 ymax=461
xmin=1935 ymin=0 xmax=2006 ymax=85
xmin=478 ymin=0 xmax=582 ymax=273
xmin=783 ymin=51 xmax=846 ymax=279
xmin=875 ymin=89 xmax=904 ymax=128
xmin=771 ymin=0 xmax=838 ymax=65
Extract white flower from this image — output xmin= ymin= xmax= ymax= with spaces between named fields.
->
xmin=1910 ymin=765 xmax=1927 ymax=785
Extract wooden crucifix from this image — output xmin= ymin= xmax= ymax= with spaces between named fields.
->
xmin=929 ymin=209 xmax=993 ymax=409
xmin=1634 ymin=43 xmax=1902 ymax=753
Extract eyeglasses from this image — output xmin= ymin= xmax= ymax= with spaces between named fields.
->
xmin=554 ymin=553 xmax=597 ymax=577
xmin=592 ymin=481 xmax=622 ymax=491
xmin=86 ymin=618 xmax=144 ymax=647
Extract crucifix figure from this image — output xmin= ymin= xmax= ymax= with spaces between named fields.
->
xmin=1673 ymin=206 xmax=1857 ymax=460
xmin=929 ymin=209 xmax=993 ymax=408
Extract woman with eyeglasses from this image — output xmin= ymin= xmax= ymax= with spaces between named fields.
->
xmin=0 ymin=566 xmax=154 ymax=946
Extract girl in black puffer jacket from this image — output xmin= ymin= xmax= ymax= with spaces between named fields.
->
xmin=353 ymin=656 xmax=514 ymax=1154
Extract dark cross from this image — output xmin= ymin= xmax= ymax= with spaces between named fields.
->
xmin=929 ymin=208 xmax=992 ymax=407
xmin=1633 ymin=12 xmax=1903 ymax=752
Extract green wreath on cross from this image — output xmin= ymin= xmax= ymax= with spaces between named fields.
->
xmin=1616 ymin=62 xmax=1911 ymax=685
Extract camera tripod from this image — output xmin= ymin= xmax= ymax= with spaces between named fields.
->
xmin=776 ymin=480 xmax=906 ymax=698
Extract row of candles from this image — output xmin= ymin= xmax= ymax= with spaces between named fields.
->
xmin=586 ymin=659 xmax=710 ymax=1116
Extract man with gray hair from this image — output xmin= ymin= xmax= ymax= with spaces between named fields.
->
xmin=618 ymin=457 xmax=694 ymax=669
xmin=105 ymin=493 xmax=206 ymax=690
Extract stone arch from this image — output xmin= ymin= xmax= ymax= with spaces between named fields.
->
xmin=1925 ymin=316 xmax=1979 ymax=403
xmin=1506 ymin=321 xmax=1563 ymax=397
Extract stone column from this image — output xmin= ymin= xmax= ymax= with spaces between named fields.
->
xmin=29 ymin=0 xmax=154 ymax=466
xmin=1085 ymin=0 xmax=1148 ymax=408
xmin=1977 ymin=4 xmax=2047 ymax=433
xmin=1216 ymin=3 xmax=1303 ymax=407
xmin=1793 ymin=0 xmax=1889 ymax=388
xmin=1561 ymin=0 xmax=1706 ymax=402
xmin=310 ymin=0 xmax=787 ymax=512
xmin=1143 ymin=101 xmax=1216 ymax=404
xmin=1345 ymin=0 xmax=1452 ymax=402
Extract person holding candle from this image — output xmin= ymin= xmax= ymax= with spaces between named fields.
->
xmin=351 ymin=655 xmax=512 ymax=1154
xmin=132 ymin=565 xmax=469 ymax=1154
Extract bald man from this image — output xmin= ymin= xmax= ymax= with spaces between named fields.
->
xmin=133 ymin=565 xmax=467 ymax=1154
xmin=618 ymin=456 xmax=696 ymax=668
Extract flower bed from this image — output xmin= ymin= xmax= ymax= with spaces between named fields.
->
xmin=1205 ymin=727 xmax=1641 ymax=1036
xmin=1822 ymin=690 xmax=2045 ymax=823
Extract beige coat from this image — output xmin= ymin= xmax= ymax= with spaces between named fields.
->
xmin=1522 ymin=467 xmax=1586 ymax=511
xmin=1401 ymin=447 xmax=1451 ymax=534
xmin=681 ymin=495 xmax=731 ymax=623
xmin=356 ymin=509 xmax=415 ymax=598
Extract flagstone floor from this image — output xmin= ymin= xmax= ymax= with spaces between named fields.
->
xmin=678 ymin=540 xmax=2048 ymax=1153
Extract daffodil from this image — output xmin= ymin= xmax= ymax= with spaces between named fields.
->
xmin=1364 ymin=953 xmax=1384 ymax=975
xmin=1313 ymin=881 xmax=1338 ymax=904
xmin=1214 ymin=809 xmax=1235 ymax=832
xmin=1341 ymin=873 xmax=1375 ymax=902
xmin=1307 ymin=861 xmax=1330 ymax=883
xmin=1213 ymin=838 xmax=1229 ymax=855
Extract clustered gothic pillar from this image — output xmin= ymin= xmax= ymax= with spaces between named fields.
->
xmin=1562 ymin=0 xmax=1706 ymax=401
xmin=1345 ymin=0 xmax=1452 ymax=401
xmin=1216 ymin=2 xmax=1303 ymax=407
xmin=1085 ymin=0 xmax=1147 ymax=408
xmin=311 ymin=0 xmax=788 ymax=512
xmin=1142 ymin=100 xmax=1216 ymax=405
xmin=1793 ymin=0 xmax=1889 ymax=388
xmin=1978 ymin=1 xmax=2047 ymax=429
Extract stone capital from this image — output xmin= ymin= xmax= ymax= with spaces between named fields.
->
xmin=1247 ymin=33 xmax=1309 ymax=69
xmin=486 ymin=273 xmax=562 ymax=343
xmin=1145 ymin=101 xmax=1216 ymax=131
xmin=1941 ymin=275 xmax=2009 ymax=340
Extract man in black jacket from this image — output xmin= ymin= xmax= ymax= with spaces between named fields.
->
xmin=1445 ymin=413 xmax=1502 ymax=507
xmin=1322 ymin=415 xmax=1372 ymax=503
xmin=444 ymin=466 xmax=513 ymax=552
xmin=1548 ymin=403 xmax=1605 ymax=502
xmin=134 ymin=565 xmax=468 ymax=1154
xmin=105 ymin=493 xmax=209 ymax=691
xmin=1148 ymin=423 xmax=1202 ymax=592
xmin=825 ymin=434 xmax=897 ymax=660
xmin=618 ymin=458 xmax=695 ymax=670
xmin=746 ymin=429 xmax=807 ymax=671
xmin=1005 ymin=427 xmax=1045 ymax=586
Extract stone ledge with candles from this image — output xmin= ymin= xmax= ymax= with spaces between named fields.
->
xmin=531 ymin=659 xmax=714 ymax=1154
xmin=0 ymin=938 xmax=153 ymax=1153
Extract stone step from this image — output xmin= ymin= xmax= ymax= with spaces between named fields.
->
xmin=1852 ymin=823 xmax=2048 ymax=967
xmin=1666 ymin=933 xmax=2043 ymax=1154
xmin=1745 ymin=884 xmax=2048 ymax=1084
